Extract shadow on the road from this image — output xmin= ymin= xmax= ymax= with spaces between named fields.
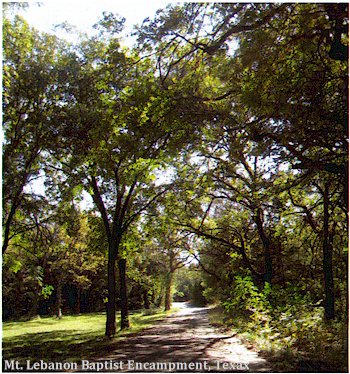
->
xmin=88 ymin=305 xmax=270 ymax=372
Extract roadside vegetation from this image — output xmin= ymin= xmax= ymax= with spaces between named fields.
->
xmin=209 ymin=303 xmax=347 ymax=372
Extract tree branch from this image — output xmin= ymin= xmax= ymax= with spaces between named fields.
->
xmin=89 ymin=175 xmax=111 ymax=241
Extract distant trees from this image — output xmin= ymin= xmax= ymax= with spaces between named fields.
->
xmin=143 ymin=208 xmax=194 ymax=311
xmin=2 ymin=204 xmax=106 ymax=320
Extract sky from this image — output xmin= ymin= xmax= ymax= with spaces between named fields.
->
xmin=12 ymin=0 xmax=178 ymax=45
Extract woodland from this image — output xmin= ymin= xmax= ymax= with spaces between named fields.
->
xmin=2 ymin=2 xmax=348 ymax=372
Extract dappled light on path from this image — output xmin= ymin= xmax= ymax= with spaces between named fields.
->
xmin=86 ymin=303 xmax=271 ymax=372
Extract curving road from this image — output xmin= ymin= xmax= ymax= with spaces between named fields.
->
xmin=81 ymin=303 xmax=271 ymax=372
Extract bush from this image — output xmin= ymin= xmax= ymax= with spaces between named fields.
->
xmin=221 ymin=276 xmax=347 ymax=371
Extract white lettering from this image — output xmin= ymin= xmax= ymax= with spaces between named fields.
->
xmin=203 ymin=361 xmax=210 ymax=371
xmin=32 ymin=362 xmax=41 ymax=370
xmin=135 ymin=362 xmax=144 ymax=370
xmin=81 ymin=360 xmax=90 ymax=370
xmin=215 ymin=361 xmax=250 ymax=371
xmin=189 ymin=362 xmax=196 ymax=370
xmin=147 ymin=362 xmax=155 ymax=371
xmin=156 ymin=362 xmax=167 ymax=370
xmin=128 ymin=360 xmax=135 ymax=370
xmin=4 ymin=360 xmax=21 ymax=371
xmin=176 ymin=362 xmax=187 ymax=370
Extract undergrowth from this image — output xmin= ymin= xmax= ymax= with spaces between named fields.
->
xmin=211 ymin=276 xmax=348 ymax=372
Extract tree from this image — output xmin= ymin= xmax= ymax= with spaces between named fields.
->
xmin=3 ymin=9 xmax=217 ymax=334
xmin=44 ymin=25 xmax=215 ymax=335
xmin=2 ymin=15 xmax=64 ymax=253
xmin=47 ymin=205 xmax=106 ymax=317
xmin=137 ymin=3 xmax=348 ymax=211
xmin=124 ymin=229 xmax=165 ymax=310
xmin=137 ymin=2 xmax=348 ymax=321
xmin=150 ymin=223 xmax=192 ymax=311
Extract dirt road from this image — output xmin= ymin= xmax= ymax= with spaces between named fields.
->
xmin=82 ymin=303 xmax=271 ymax=372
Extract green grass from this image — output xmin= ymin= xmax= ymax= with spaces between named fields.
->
xmin=2 ymin=308 xmax=170 ymax=364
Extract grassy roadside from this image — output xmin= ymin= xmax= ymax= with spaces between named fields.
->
xmin=208 ymin=305 xmax=348 ymax=373
xmin=3 ymin=308 xmax=172 ymax=365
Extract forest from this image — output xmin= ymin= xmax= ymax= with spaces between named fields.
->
xmin=2 ymin=2 xmax=348 ymax=372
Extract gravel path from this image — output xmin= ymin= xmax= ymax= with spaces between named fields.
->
xmin=80 ymin=303 xmax=271 ymax=373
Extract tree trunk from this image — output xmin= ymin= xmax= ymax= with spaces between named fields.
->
xmin=76 ymin=287 xmax=81 ymax=314
xmin=143 ymin=289 xmax=150 ymax=309
xmin=164 ymin=271 xmax=174 ymax=311
xmin=2 ymin=203 xmax=18 ymax=254
xmin=322 ymin=182 xmax=335 ymax=320
xmin=255 ymin=208 xmax=273 ymax=285
xmin=56 ymin=281 xmax=63 ymax=319
xmin=30 ymin=279 xmax=41 ymax=318
xmin=157 ymin=285 xmax=164 ymax=307
xmin=118 ymin=258 xmax=129 ymax=329
xmin=345 ymin=255 xmax=349 ymax=321
xmin=105 ymin=247 xmax=117 ymax=337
